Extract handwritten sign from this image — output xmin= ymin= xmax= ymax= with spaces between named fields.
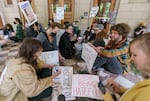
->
xmin=39 ymin=50 xmax=59 ymax=65
xmin=18 ymin=1 xmax=37 ymax=25
xmin=56 ymin=7 xmax=64 ymax=20
xmin=81 ymin=43 xmax=97 ymax=73
xmin=53 ymin=66 xmax=75 ymax=101
xmin=72 ymin=74 xmax=103 ymax=100
xmin=90 ymin=6 xmax=99 ymax=18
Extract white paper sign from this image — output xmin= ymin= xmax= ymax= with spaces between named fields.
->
xmin=53 ymin=13 xmax=61 ymax=23
xmin=72 ymin=74 xmax=103 ymax=100
xmin=90 ymin=6 xmax=99 ymax=18
xmin=18 ymin=1 xmax=37 ymax=26
xmin=53 ymin=66 xmax=75 ymax=101
xmin=56 ymin=7 xmax=64 ymax=20
xmin=39 ymin=50 xmax=59 ymax=65
xmin=81 ymin=43 xmax=97 ymax=73
xmin=114 ymin=75 xmax=135 ymax=88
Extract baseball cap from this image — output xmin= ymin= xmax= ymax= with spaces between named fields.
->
xmin=94 ymin=24 xmax=104 ymax=30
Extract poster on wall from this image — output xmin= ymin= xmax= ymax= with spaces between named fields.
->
xmin=56 ymin=7 xmax=64 ymax=20
xmin=81 ymin=43 xmax=97 ymax=73
xmin=53 ymin=13 xmax=61 ymax=23
xmin=90 ymin=6 xmax=99 ymax=18
xmin=18 ymin=1 xmax=37 ymax=26
xmin=72 ymin=74 xmax=103 ymax=100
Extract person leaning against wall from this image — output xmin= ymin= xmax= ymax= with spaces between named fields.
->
xmin=103 ymin=33 xmax=150 ymax=101
xmin=0 ymin=38 xmax=60 ymax=101
xmin=90 ymin=23 xmax=131 ymax=74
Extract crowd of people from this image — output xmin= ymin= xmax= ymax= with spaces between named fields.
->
xmin=0 ymin=17 xmax=150 ymax=101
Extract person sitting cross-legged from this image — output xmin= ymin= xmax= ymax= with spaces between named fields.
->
xmin=90 ymin=23 xmax=131 ymax=74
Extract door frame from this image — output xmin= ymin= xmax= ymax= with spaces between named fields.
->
xmin=0 ymin=11 xmax=5 ymax=29
xmin=93 ymin=0 xmax=116 ymax=33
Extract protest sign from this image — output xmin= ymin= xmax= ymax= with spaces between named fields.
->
xmin=81 ymin=43 xmax=97 ymax=73
xmin=53 ymin=13 xmax=61 ymax=23
xmin=56 ymin=7 xmax=64 ymax=20
xmin=90 ymin=6 xmax=99 ymax=18
xmin=72 ymin=74 xmax=103 ymax=100
xmin=39 ymin=50 xmax=59 ymax=65
xmin=18 ymin=1 xmax=37 ymax=25
xmin=53 ymin=66 xmax=75 ymax=101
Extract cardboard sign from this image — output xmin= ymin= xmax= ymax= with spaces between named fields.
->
xmin=39 ymin=50 xmax=59 ymax=65
xmin=53 ymin=66 xmax=75 ymax=101
xmin=81 ymin=43 xmax=97 ymax=73
xmin=56 ymin=7 xmax=64 ymax=20
xmin=90 ymin=6 xmax=99 ymax=18
xmin=18 ymin=1 xmax=37 ymax=25
xmin=72 ymin=74 xmax=103 ymax=100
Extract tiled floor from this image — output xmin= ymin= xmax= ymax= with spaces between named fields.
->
xmin=0 ymin=42 xmax=20 ymax=75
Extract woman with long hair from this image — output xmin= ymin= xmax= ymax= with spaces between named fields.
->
xmin=0 ymin=38 xmax=60 ymax=101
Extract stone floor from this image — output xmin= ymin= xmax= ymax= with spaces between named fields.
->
xmin=0 ymin=42 xmax=20 ymax=76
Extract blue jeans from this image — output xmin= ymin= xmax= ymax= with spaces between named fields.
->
xmin=92 ymin=56 xmax=123 ymax=74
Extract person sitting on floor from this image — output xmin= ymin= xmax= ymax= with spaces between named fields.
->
xmin=59 ymin=23 xmax=76 ymax=59
xmin=90 ymin=23 xmax=131 ymax=74
xmin=0 ymin=38 xmax=60 ymax=101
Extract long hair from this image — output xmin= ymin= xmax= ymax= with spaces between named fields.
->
xmin=95 ymin=31 xmax=108 ymax=40
xmin=4 ymin=23 xmax=14 ymax=31
xmin=15 ymin=18 xmax=22 ymax=24
xmin=17 ymin=38 xmax=43 ymax=74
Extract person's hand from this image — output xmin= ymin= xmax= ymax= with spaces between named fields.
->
xmin=88 ymin=42 xmax=97 ymax=50
xmin=88 ymin=42 xmax=104 ymax=53
xmin=59 ymin=55 xmax=65 ymax=62
xmin=107 ymin=79 xmax=123 ymax=94
xmin=95 ymin=46 xmax=104 ymax=53
xmin=49 ymin=64 xmax=58 ymax=69
xmin=52 ymin=71 xmax=61 ymax=79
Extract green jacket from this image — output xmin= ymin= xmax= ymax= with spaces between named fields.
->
xmin=16 ymin=24 xmax=24 ymax=40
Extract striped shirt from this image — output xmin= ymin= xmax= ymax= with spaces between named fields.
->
xmin=99 ymin=41 xmax=129 ymax=68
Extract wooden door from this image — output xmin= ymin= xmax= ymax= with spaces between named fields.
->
xmin=93 ymin=0 xmax=116 ymax=33
xmin=48 ymin=0 xmax=74 ymax=24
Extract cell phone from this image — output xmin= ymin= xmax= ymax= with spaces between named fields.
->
xmin=58 ymin=94 xmax=65 ymax=101
xmin=98 ymin=81 xmax=106 ymax=94
xmin=98 ymin=81 xmax=117 ymax=101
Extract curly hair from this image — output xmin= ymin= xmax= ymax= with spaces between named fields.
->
xmin=110 ymin=23 xmax=131 ymax=38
